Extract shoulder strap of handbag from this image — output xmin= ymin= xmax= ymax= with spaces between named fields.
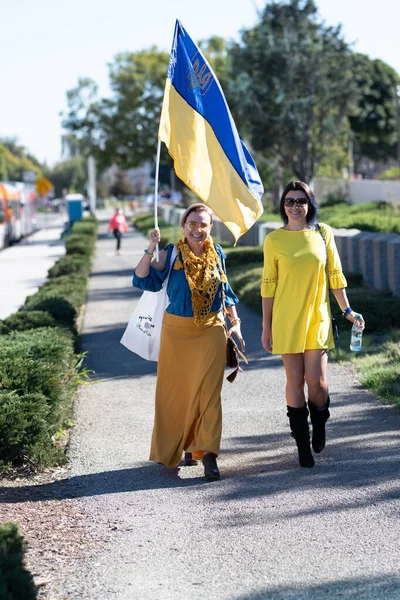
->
xmin=316 ymin=223 xmax=330 ymax=289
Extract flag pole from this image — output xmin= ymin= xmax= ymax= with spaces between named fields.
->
xmin=153 ymin=138 xmax=161 ymax=261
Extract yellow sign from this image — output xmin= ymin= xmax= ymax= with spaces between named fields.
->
xmin=36 ymin=177 xmax=53 ymax=196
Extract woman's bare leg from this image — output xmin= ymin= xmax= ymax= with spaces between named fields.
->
xmin=281 ymin=353 xmax=306 ymax=408
xmin=304 ymin=349 xmax=329 ymax=407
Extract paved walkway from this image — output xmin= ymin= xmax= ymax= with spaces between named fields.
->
xmin=3 ymin=213 xmax=400 ymax=599
xmin=0 ymin=212 xmax=66 ymax=319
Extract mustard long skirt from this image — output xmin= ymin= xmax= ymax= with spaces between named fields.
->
xmin=149 ymin=311 xmax=226 ymax=467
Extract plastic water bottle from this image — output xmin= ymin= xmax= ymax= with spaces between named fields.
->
xmin=350 ymin=314 xmax=363 ymax=352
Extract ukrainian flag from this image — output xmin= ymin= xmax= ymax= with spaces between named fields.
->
xmin=159 ymin=20 xmax=264 ymax=242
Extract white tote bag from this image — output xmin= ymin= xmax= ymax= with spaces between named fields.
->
xmin=120 ymin=247 xmax=177 ymax=361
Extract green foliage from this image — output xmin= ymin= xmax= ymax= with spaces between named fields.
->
xmin=349 ymin=54 xmax=400 ymax=168
xmin=0 ymin=392 xmax=51 ymax=467
xmin=20 ymin=297 xmax=77 ymax=331
xmin=132 ymin=213 xmax=180 ymax=246
xmin=377 ymin=166 xmax=400 ymax=181
xmin=0 ymin=329 xmax=77 ymax=407
xmin=0 ymin=138 xmax=42 ymax=182
xmin=61 ymin=49 xmax=171 ymax=170
xmin=43 ymin=155 xmax=86 ymax=197
xmin=48 ymin=255 xmax=91 ymax=278
xmin=24 ymin=275 xmax=88 ymax=315
xmin=0 ymin=329 xmax=78 ymax=466
xmin=228 ymin=0 xmax=356 ymax=183
xmin=319 ymin=201 xmax=400 ymax=233
xmin=70 ymin=219 xmax=97 ymax=236
xmin=224 ymin=248 xmax=264 ymax=267
xmin=0 ymin=523 xmax=37 ymax=599
xmin=0 ymin=311 xmax=57 ymax=335
xmin=65 ymin=234 xmax=95 ymax=256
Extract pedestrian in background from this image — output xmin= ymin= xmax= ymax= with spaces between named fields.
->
xmin=108 ymin=208 xmax=128 ymax=255
xmin=132 ymin=203 xmax=244 ymax=481
xmin=261 ymin=181 xmax=365 ymax=468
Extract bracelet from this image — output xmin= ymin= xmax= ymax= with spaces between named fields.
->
xmin=342 ymin=307 xmax=352 ymax=317
xmin=144 ymin=249 xmax=154 ymax=257
xmin=230 ymin=317 xmax=241 ymax=325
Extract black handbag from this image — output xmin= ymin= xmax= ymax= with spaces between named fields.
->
xmin=316 ymin=224 xmax=339 ymax=342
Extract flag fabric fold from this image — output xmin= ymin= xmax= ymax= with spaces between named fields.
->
xmin=158 ymin=19 xmax=264 ymax=242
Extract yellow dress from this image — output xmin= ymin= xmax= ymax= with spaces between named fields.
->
xmin=261 ymin=224 xmax=347 ymax=354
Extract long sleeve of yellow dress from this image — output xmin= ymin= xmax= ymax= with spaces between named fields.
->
xmin=261 ymin=224 xmax=347 ymax=354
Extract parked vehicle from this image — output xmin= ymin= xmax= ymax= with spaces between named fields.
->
xmin=0 ymin=182 xmax=38 ymax=250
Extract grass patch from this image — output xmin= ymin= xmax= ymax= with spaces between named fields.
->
xmin=258 ymin=201 xmax=400 ymax=234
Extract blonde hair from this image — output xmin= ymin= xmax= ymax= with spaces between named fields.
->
xmin=180 ymin=203 xmax=213 ymax=227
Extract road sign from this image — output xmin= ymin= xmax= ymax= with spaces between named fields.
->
xmin=36 ymin=177 xmax=53 ymax=196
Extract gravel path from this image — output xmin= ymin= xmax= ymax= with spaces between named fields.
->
xmin=2 ymin=213 xmax=399 ymax=599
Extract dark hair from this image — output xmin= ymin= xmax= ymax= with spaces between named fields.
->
xmin=279 ymin=181 xmax=318 ymax=225
xmin=180 ymin=203 xmax=213 ymax=227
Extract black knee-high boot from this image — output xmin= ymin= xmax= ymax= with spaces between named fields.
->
xmin=308 ymin=397 xmax=330 ymax=453
xmin=287 ymin=405 xmax=315 ymax=468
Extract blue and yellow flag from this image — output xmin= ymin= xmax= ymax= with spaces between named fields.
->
xmin=159 ymin=20 xmax=264 ymax=242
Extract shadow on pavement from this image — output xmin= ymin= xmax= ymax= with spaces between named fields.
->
xmin=1 ymin=394 xmax=399 ymax=510
xmin=233 ymin=573 xmax=400 ymax=600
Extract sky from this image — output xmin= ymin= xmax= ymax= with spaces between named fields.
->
xmin=1 ymin=0 xmax=399 ymax=166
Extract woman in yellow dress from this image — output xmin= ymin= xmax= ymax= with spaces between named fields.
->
xmin=261 ymin=181 xmax=365 ymax=468
xmin=133 ymin=203 xmax=244 ymax=481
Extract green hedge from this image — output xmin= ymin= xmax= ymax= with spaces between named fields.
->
xmin=65 ymin=235 xmax=95 ymax=256
xmin=0 ymin=311 xmax=56 ymax=335
xmin=48 ymin=255 xmax=91 ymax=278
xmin=0 ymin=215 xmax=97 ymax=470
xmin=0 ymin=523 xmax=37 ymax=599
xmin=20 ymin=298 xmax=77 ymax=332
xmin=0 ymin=392 xmax=51 ymax=467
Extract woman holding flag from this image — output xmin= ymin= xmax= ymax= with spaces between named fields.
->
xmin=133 ymin=203 xmax=244 ymax=481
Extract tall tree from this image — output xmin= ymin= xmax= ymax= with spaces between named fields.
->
xmin=349 ymin=54 xmax=400 ymax=172
xmin=61 ymin=49 xmax=170 ymax=170
xmin=228 ymin=0 xmax=356 ymax=183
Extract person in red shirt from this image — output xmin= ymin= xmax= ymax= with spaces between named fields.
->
xmin=108 ymin=208 xmax=129 ymax=254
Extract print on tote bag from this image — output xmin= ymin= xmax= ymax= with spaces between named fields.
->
xmin=120 ymin=247 xmax=177 ymax=361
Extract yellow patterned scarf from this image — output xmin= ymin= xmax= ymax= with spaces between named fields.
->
xmin=175 ymin=238 xmax=227 ymax=325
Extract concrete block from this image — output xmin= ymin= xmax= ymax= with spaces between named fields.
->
xmin=347 ymin=232 xmax=364 ymax=274
xmin=332 ymin=228 xmax=360 ymax=273
xmin=359 ymin=233 xmax=380 ymax=287
xmin=388 ymin=237 xmax=400 ymax=297
xmin=373 ymin=233 xmax=400 ymax=290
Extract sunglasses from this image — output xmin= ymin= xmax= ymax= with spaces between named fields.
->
xmin=284 ymin=197 xmax=309 ymax=207
xmin=186 ymin=221 xmax=211 ymax=231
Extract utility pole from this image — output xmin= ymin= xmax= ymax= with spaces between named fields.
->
xmin=88 ymin=156 xmax=97 ymax=214
xmin=396 ymin=86 xmax=400 ymax=175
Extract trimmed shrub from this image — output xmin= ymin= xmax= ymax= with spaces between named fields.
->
xmin=0 ymin=311 xmax=57 ymax=335
xmin=24 ymin=274 xmax=87 ymax=315
xmin=71 ymin=221 xmax=97 ymax=236
xmin=0 ymin=523 xmax=37 ymax=599
xmin=20 ymin=297 xmax=77 ymax=330
xmin=224 ymin=247 xmax=264 ymax=267
xmin=331 ymin=290 xmax=400 ymax=333
xmin=0 ymin=392 xmax=51 ymax=467
xmin=65 ymin=234 xmax=95 ymax=256
xmin=0 ymin=328 xmax=78 ymax=418
xmin=48 ymin=255 xmax=91 ymax=279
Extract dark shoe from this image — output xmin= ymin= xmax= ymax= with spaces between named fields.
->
xmin=202 ymin=452 xmax=221 ymax=481
xmin=308 ymin=397 xmax=330 ymax=453
xmin=287 ymin=405 xmax=315 ymax=468
xmin=183 ymin=452 xmax=197 ymax=466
